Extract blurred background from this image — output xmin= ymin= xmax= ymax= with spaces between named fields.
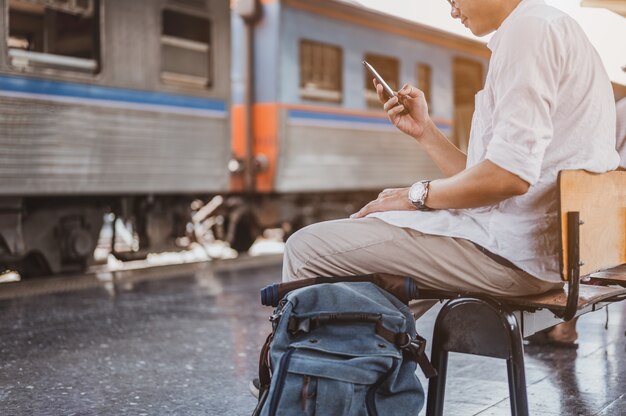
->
xmin=0 ymin=0 xmax=624 ymax=281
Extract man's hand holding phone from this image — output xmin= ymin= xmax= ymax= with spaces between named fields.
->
xmin=375 ymin=80 xmax=433 ymax=142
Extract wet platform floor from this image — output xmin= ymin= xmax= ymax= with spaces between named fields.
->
xmin=0 ymin=260 xmax=624 ymax=415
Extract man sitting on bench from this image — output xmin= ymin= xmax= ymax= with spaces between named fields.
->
xmin=282 ymin=0 xmax=621 ymax=319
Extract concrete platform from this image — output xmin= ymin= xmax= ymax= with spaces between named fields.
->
xmin=0 ymin=261 xmax=624 ymax=415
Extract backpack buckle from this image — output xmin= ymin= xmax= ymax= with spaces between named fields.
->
xmin=401 ymin=334 xmax=438 ymax=379
xmin=287 ymin=317 xmax=311 ymax=335
xmin=395 ymin=333 xmax=413 ymax=349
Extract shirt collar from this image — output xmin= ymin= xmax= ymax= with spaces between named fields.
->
xmin=487 ymin=0 xmax=544 ymax=51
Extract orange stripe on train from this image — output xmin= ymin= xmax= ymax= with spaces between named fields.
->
xmin=230 ymin=103 xmax=279 ymax=193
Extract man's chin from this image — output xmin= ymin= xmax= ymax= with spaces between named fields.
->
xmin=469 ymin=26 xmax=496 ymax=37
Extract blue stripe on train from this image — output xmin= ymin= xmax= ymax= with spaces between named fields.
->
xmin=288 ymin=109 xmax=451 ymax=130
xmin=289 ymin=110 xmax=390 ymax=125
xmin=0 ymin=74 xmax=226 ymax=112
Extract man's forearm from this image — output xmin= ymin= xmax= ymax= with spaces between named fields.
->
xmin=415 ymin=121 xmax=468 ymax=177
xmin=425 ymin=160 xmax=530 ymax=209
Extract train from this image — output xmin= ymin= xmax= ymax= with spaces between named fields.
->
xmin=0 ymin=0 xmax=489 ymax=277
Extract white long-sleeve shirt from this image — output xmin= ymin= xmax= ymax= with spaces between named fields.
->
xmin=616 ymin=97 xmax=626 ymax=168
xmin=370 ymin=0 xmax=620 ymax=283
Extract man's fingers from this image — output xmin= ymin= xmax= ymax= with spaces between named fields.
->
xmin=375 ymin=82 xmax=386 ymax=102
xmin=351 ymin=187 xmax=412 ymax=218
xmin=397 ymin=84 xmax=422 ymax=99
xmin=388 ymin=104 xmax=406 ymax=118
xmin=382 ymin=96 xmax=399 ymax=111
xmin=350 ymin=206 xmax=368 ymax=219
xmin=350 ymin=200 xmax=377 ymax=219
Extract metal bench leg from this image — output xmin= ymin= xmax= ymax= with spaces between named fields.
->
xmin=506 ymin=333 xmax=528 ymax=416
xmin=425 ymin=339 xmax=448 ymax=416
xmin=425 ymin=297 xmax=529 ymax=416
xmin=506 ymin=359 xmax=528 ymax=416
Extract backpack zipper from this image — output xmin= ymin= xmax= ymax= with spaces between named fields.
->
xmin=365 ymin=359 xmax=398 ymax=416
xmin=268 ymin=347 xmax=295 ymax=416
xmin=269 ymin=299 xmax=289 ymax=330
xmin=365 ymin=381 xmax=380 ymax=416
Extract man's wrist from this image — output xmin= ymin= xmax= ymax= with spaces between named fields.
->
xmin=412 ymin=119 xmax=438 ymax=143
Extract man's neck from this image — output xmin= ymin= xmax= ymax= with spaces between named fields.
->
xmin=495 ymin=0 xmax=524 ymax=31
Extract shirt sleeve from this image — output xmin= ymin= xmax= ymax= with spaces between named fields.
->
xmin=616 ymin=98 xmax=626 ymax=168
xmin=485 ymin=17 xmax=563 ymax=185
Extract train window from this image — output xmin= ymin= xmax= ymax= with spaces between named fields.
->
xmin=364 ymin=53 xmax=399 ymax=108
xmin=299 ymin=39 xmax=342 ymax=102
xmin=7 ymin=0 xmax=100 ymax=73
xmin=417 ymin=63 xmax=432 ymax=113
xmin=161 ymin=9 xmax=212 ymax=88
xmin=453 ymin=57 xmax=484 ymax=152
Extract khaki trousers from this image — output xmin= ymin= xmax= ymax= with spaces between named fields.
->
xmin=282 ymin=217 xmax=562 ymax=318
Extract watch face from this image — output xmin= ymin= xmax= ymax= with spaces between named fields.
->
xmin=409 ymin=182 xmax=426 ymax=202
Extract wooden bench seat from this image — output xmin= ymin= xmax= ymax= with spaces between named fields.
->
xmin=507 ymin=283 xmax=626 ymax=311
xmin=422 ymin=282 xmax=626 ymax=313
xmin=589 ymin=263 xmax=626 ymax=285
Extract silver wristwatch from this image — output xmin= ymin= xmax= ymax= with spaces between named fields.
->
xmin=408 ymin=180 xmax=431 ymax=211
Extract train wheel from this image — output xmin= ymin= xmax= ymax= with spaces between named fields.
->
xmin=15 ymin=252 xmax=52 ymax=278
xmin=228 ymin=212 xmax=260 ymax=254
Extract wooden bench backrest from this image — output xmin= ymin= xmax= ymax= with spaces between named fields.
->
xmin=559 ymin=170 xmax=626 ymax=281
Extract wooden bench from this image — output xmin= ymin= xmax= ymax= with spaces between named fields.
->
xmin=423 ymin=170 xmax=626 ymax=416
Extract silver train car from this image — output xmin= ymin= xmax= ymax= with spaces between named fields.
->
xmin=0 ymin=0 xmax=231 ymax=275
xmin=0 ymin=0 xmax=488 ymax=276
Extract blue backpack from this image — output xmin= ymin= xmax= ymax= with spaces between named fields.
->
xmin=253 ymin=279 xmax=436 ymax=416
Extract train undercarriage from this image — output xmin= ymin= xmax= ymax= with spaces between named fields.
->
xmin=0 ymin=191 xmax=377 ymax=278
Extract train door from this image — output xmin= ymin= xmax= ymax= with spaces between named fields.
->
xmin=452 ymin=57 xmax=483 ymax=153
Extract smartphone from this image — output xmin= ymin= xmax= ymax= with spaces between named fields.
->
xmin=363 ymin=60 xmax=396 ymax=99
